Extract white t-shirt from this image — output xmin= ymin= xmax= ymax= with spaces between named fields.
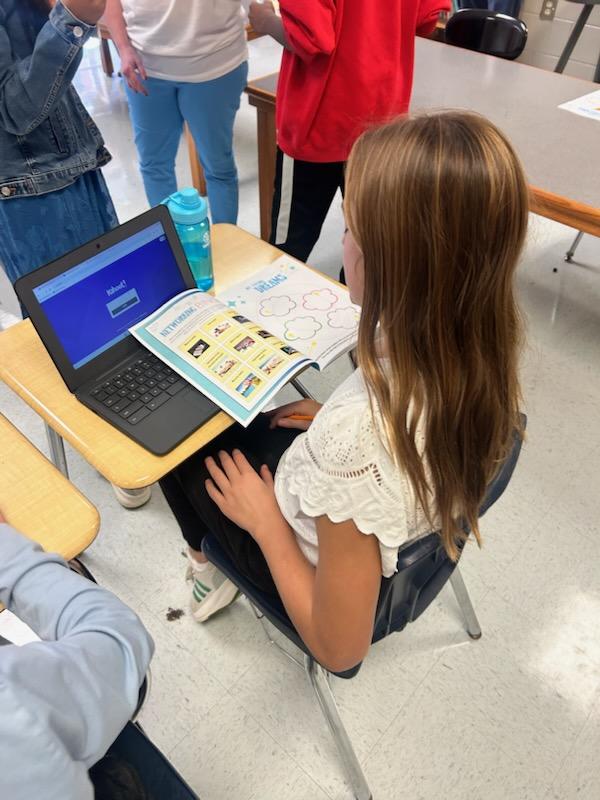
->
xmin=121 ymin=0 xmax=248 ymax=82
xmin=275 ymin=370 xmax=434 ymax=578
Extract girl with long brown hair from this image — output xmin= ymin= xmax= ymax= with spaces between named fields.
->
xmin=160 ymin=110 xmax=528 ymax=672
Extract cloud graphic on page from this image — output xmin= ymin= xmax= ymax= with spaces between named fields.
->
xmin=302 ymin=288 xmax=338 ymax=311
xmin=284 ymin=317 xmax=323 ymax=341
xmin=259 ymin=296 xmax=296 ymax=317
xmin=327 ymin=307 xmax=360 ymax=329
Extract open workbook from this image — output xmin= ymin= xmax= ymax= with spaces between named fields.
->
xmin=130 ymin=256 xmax=360 ymax=425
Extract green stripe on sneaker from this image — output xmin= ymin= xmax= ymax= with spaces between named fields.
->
xmin=193 ymin=584 xmax=206 ymax=602
xmin=195 ymin=580 xmax=212 ymax=594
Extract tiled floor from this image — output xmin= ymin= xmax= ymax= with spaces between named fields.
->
xmin=1 ymin=38 xmax=600 ymax=800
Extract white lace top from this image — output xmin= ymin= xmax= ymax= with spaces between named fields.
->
xmin=274 ymin=370 xmax=433 ymax=577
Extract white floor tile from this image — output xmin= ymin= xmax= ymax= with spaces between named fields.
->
xmin=169 ymin=693 xmax=318 ymax=800
xmin=548 ymin=692 xmax=600 ymax=800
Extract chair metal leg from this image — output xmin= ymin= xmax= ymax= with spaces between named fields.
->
xmin=305 ymin=656 xmax=372 ymax=800
xmin=565 ymin=230 xmax=584 ymax=262
xmin=249 ymin=601 xmax=276 ymax=645
xmin=449 ymin=566 xmax=482 ymax=640
xmin=45 ymin=423 xmax=69 ymax=478
xmin=291 ymin=377 xmax=315 ymax=400
xmin=249 ymin=602 xmax=305 ymax=667
xmin=555 ymin=4 xmax=593 ymax=74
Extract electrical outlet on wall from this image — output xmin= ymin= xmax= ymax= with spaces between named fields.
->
xmin=540 ymin=0 xmax=557 ymax=20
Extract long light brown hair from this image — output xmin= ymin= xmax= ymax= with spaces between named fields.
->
xmin=345 ymin=111 xmax=528 ymax=560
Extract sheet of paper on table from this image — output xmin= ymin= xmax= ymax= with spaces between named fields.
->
xmin=558 ymin=89 xmax=600 ymax=122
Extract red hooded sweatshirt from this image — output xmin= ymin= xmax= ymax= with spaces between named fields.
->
xmin=277 ymin=0 xmax=449 ymax=163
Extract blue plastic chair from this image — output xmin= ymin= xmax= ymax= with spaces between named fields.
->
xmin=203 ymin=416 xmax=526 ymax=800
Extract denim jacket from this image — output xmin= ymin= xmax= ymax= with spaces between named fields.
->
xmin=0 ymin=0 xmax=111 ymax=200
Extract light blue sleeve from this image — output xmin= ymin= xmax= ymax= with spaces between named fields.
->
xmin=0 ymin=523 xmax=154 ymax=800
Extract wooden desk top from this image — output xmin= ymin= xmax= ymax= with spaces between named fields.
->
xmin=0 ymin=226 xmax=285 ymax=489
xmin=0 ymin=414 xmax=99 ymax=559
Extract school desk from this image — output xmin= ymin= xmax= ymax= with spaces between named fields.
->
xmin=0 ymin=226 xmax=292 ymax=489
xmin=241 ymin=38 xmax=600 ymax=242
xmin=0 ymin=414 xmax=99 ymax=560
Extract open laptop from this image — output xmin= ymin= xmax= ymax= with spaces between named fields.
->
xmin=15 ymin=206 xmax=219 ymax=455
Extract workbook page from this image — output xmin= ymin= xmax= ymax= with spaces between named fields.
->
xmin=217 ymin=256 xmax=360 ymax=369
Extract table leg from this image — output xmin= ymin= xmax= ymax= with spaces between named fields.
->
xmin=186 ymin=125 xmax=207 ymax=197
xmin=256 ymin=106 xmax=277 ymax=241
xmin=555 ymin=4 xmax=593 ymax=74
xmin=99 ymin=38 xmax=114 ymax=78
xmin=45 ymin=424 xmax=69 ymax=478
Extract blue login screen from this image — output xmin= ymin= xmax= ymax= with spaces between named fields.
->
xmin=33 ymin=222 xmax=187 ymax=369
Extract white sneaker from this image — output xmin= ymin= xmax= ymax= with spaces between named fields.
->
xmin=111 ymin=484 xmax=152 ymax=509
xmin=186 ymin=552 xmax=239 ymax=622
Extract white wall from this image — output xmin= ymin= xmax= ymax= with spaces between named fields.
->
xmin=518 ymin=0 xmax=600 ymax=80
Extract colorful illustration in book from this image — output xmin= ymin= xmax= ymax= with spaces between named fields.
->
xmin=259 ymin=353 xmax=285 ymax=376
xmin=212 ymin=356 xmax=237 ymax=377
xmin=235 ymin=373 xmax=261 ymax=398
xmin=187 ymin=337 xmax=210 ymax=358
xmin=284 ymin=316 xmax=323 ymax=341
xmin=233 ymin=335 xmax=256 ymax=352
xmin=210 ymin=320 xmax=231 ymax=337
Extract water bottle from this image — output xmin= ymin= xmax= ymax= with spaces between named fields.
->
xmin=162 ymin=188 xmax=214 ymax=291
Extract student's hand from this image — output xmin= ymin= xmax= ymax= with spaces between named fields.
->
xmin=119 ymin=45 xmax=148 ymax=95
xmin=63 ymin=0 xmax=107 ymax=25
xmin=266 ymin=399 xmax=323 ymax=431
xmin=248 ymin=1 xmax=277 ymax=35
xmin=205 ymin=450 xmax=283 ymax=538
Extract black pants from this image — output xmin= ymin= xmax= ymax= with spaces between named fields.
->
xmin=159 ymin=415 xmax=302 ymax=597
xmin=269 ymin=146 xmax=345 ymax=263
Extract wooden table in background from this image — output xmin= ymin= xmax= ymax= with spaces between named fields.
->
xmin=243 ymin=39 xmax=600 ymax=241
xmin=0 ymin=227 xmax=288 ymax=490
xmin=0 ymin=414 xmax=99 ymax=559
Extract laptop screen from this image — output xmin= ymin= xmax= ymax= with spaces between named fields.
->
xmin=32 ymin=221 xmax=187 ymax=370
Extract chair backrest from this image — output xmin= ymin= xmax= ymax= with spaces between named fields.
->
xmin=445 ymin=9 xmax=528 ymax=60
xmin=372 ymin=415 xmax=526 ymax=646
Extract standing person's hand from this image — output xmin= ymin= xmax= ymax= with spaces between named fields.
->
xmin=248 ymin=1 xmax=277 ymax=35
xmin=119 ymin=45 xmax=148 ymax=95
xmin=63 ymin=0 xmax=107 ymax=25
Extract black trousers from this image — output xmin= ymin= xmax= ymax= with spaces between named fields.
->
xmin=159 ymin=415 xmax=302 ymax=597
xmin=269 ymin=146 xmax=345 ymax=263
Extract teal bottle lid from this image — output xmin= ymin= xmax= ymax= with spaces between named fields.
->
xmin=161 ymin=188 xmax=208 ymax=225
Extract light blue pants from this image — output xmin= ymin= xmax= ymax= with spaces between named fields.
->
xmin=125 ymin=61 xmax=248 ymax=222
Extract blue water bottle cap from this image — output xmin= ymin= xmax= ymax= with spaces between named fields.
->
xmin=161 ymin=188 xmax=208 ymax=225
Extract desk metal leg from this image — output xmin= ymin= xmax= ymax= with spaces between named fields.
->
xmin=45 ymin=424 xmax=69 ymax=478
xmin=555 ymin=4 xmax=593 ymax=74
xmin=565 ymin=230 xmax=584 ymax=262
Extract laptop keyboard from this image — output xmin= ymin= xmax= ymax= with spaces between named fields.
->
xmin=90 ymin=354 xmax=188 ymax=425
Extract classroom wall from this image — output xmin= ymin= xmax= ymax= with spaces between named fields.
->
xmin=518 ymin=0 xmax=600 ymax=80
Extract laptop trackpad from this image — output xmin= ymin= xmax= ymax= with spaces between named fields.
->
xmin=132 ymin=386 xmax=220 ymax=456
